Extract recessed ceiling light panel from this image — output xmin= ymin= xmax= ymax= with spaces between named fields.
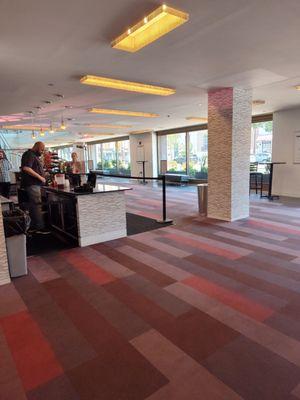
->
xmin=81 ymin=132 xmax=115 ymax=136
xmin=80 ymin=75 xmax=175 ymax=96
xmin=111 ymin=5 xmax=189 ymax=52
xmin=87 ymin=123 xmax=132 ymax=129
xmin=252 ymin=100 xmax=266 ymax=105
xmin=186 ymin=117 xmax=208 ymax=123
xmin=3 ymin=124 xmax=49 ymax=131
xmin=89 ymin=108 xmax=159 ymax=118
xmin=129 ymin=129 xmax=153 ymax=134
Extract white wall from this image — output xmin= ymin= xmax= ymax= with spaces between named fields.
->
xmin=272 ymin=108 xmax=300 ymax=197
xmin=129 ymin=132 xmax=157 ymax=177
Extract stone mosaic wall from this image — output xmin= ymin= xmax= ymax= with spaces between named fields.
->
xmin=208 ymin=87 xmax=252 ymax=221
xmin=76 ymin=192 xmax=127 ymax=247
xmin=0 ymin=204 xmax=10 ymax=285
xmin=232 ymin=88 xmax=252 ymax=220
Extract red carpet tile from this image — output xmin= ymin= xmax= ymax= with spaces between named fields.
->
xmin=182 ymin=275 xmax=274 ymax=321
xmin=1 ymin=311 xmax=63 ymax=391
xmin=2 ymin=184 xmax=300 ymax=399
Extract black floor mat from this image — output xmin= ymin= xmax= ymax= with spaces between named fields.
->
xmin=126 ymin=212 xmax=172 ymax=236
xmin=27 ymin=213 xmax=172 ymax=256
xmin=26 ymin=232 xmax=76 ymax=257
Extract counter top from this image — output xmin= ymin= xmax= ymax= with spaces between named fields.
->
xmin=44 ymin=183 xmax=132 ymax=196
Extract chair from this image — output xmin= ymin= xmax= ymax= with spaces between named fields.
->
xmin=250 ymin=163 xmax=263 ymax=195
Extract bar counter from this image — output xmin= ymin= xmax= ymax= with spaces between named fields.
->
xmin=43 ymin=183 xmax=131 ymax=247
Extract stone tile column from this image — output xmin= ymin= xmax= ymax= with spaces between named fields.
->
xmin=0 ymin=204 xmax=10 ymax=285
xmin=208 ymin=87 xmax=252 ymax=221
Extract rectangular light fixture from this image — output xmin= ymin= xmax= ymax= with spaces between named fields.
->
xmin=129 ymin=129 xmax=152 ymax=135
xmin=186 ymin=117 xmax=208 ymax=123
xmin=3 ymin=125 xmax=49 ymax=131
xmin=82 ymin=133 xmax=115 ymax=137
xmin=81 ymin=75 xmax=175 ymax=96
xmin=87 ymin=123 xmax=132 ymax=129
xmin=111 ymin=4 xmax=189 ymax=52
xmin=89 ymin=108 xmax=159 ymax=118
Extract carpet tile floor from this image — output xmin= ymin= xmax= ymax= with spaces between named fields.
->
xmin=1 ymin=183 xmax=300 ymax=399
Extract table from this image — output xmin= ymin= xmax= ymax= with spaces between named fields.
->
xmin=137 ymin=161 xmax=148 ymax=184
xmin=259 ymin=162 xmax=286 ymax=200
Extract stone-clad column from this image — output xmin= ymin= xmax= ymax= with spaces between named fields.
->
xmin=208 ymin=88 xmax=252 ymax=221
xmin=0 ymin=204 xmax=10 ymax=285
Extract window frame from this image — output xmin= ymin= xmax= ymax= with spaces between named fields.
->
xmin=156 ymin=114 xmax=273 ymax=179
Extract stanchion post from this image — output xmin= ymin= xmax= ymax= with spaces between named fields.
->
xmin=157 ymin=175 xmax=173 ymax=224
xmin=162 ymin=175 xmax=166 ymax=221
xmin=142 ymin=161 xmax=146 ymax=184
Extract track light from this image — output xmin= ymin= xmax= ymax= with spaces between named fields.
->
xmin=60 ymin=117 xmax=66 ymax=130
xmin=49 ymin=123 xmax=55 ymax=133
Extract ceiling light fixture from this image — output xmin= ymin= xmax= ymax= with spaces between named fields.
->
xmin=186 ymin=117 xmax=208 ymax=123
xmin=81 ymin=132 xmax=115 ymax=137
xmin=60 ymin=113 xmax=66 ymax=130
xmin=111 ymin=4 xmax=189 ymax=52
xmin=49 ymin=123 xmax=55 ymax=133
xmin=80 ymin=75 xmax=175 ymax=96
xmin=129 ymin=129 xmax=152 ymax=134
xmin=40 ymin=128 xmax=45 ymax=137
xmin=31 ymin=130 xmax=37 ymax=140
xmin=252 ymin=100 xmax=266 ymax=105
xmin=3 ymin=125 xmax=48 ymax=131
xmin=88 ymin=108 xmax=159 ymax=118
xmin=87 ymin=123 xmax=132 ymax=129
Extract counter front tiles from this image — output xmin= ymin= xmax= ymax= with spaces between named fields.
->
xmin=44 ymin=184 xmax=132 ymax=247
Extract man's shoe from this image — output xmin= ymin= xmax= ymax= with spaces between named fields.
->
xmin=35 ymin=229 xmax=51 ymax=235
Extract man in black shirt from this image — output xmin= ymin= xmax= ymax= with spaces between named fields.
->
xmin=21 ymin=142 xmax=49 ymax=233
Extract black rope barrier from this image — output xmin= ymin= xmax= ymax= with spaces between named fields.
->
xmin=91 ymin=171 xmax=173 ymax=224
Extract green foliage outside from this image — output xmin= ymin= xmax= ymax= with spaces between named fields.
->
xmin=97 ymin=159 xmax=130 ymax=175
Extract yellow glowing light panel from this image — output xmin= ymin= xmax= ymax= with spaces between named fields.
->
xmin=112 ymin=5 xmax=189 ymax=52
xmin=81 ymin=75 xmax=175 ymax=96
xmin=82 ymin=132 xmax=115 ymax=136
xmin=130 ymin=130 xmax=152 ymax=135
xmin=87 ymin=124 xmax=132 ymax=129
xmin=89 ymin=108 xmax=159 ymax=118
xmin=3 ymin=125 xmax=49 ymax=131
xmin=186 ymin=117 xmax=208 ymax=123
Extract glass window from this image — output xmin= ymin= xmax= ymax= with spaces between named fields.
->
xmin=158 ymin=133 xmax=186 ymax=174
xmin=116 ymin=140 xmax=131 ymax=175
xmin=102 ymin=142 xmax=117 ymax=173
xmin=95 ymin=144 xmax=102 ymax=169
xmin=157 ymin=119 xmax=272 ymax=179
xmin=89 ymin=139 xmax=131 ymax=175
xmin=250 ymin=121 xmax=273 ymax=163
xmin=57 ymin=147 xmax=72 ymax=161
xmin=188 ymin=130 xmax=208 ymax=179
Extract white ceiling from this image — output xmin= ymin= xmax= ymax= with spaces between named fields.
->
xmin=1 ymin=0 xmax=300 ymax=147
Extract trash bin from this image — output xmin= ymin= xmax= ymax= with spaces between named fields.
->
xmin=3 ymin=209 xmax=30 ymax=278
xmin=197 ymin=184 xmax=208 ymax=216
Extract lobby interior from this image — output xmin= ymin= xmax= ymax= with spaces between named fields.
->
xmin=2 ymin=1 xmax=300 ymax=399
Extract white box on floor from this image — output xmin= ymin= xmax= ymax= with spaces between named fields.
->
xmin=6 ymin=234 xmax=27 ymax=278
